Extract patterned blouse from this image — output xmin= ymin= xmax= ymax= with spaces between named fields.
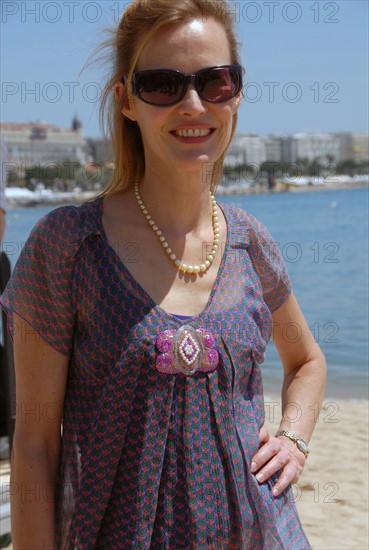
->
xmin=0 ymin=198 xmax=311 ymax=549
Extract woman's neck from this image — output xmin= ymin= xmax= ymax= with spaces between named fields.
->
xmin=139 ymin=169 xmax=215 ymax=237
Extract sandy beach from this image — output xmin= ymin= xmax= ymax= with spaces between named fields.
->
xmin=265 ymin=399 xmax=369 ymax=550
xmin=1 ymin=400 xmax=368 ymax=549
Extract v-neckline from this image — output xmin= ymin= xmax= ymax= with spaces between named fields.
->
xmin=96 ymin=197 xmax=231 ymax=324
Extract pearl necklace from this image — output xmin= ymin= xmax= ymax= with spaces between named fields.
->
xmin=134 ymin=183 xmax=220 ymax=274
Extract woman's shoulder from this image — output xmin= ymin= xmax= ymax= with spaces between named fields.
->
xmin=28 ymin=198 xmax=103 ymax=256
xmin=220 ymin=202 xmax=270 ymax=242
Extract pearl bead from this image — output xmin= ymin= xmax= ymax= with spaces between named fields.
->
xmin=134 ymin=183 xmax=219 ymax=276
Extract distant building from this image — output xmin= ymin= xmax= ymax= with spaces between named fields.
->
xmin=87 ymin=138 xmax=114 ymax=165
xmin=226 ymin=134 xmax=266 ymax=166
xmin=0 ymin=118 xmax=89 ymax=169
xmin=71 ymin=114 xmax=83 ymax=132
xmin=280 ymin=133 xmax=340 ymax=163
xmin=1 ymin=118 xmax=367 ymax=179
xmin=334 ymin=133 xmax=369 ymax=163
xmin=264 ymin=135 xmax=282 ymax=162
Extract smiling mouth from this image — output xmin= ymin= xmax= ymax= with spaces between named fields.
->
xmin=173 ymin=128 xmax=213 ymax=138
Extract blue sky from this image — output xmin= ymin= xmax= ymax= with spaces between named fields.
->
xmin=1 ymin=0 xmax=368 ymax=137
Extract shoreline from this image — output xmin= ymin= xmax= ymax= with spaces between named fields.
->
xmin=218 ymin=180 xmax=368 ymax=196
xmin=4 ymin=181 xmax=368 ymax=208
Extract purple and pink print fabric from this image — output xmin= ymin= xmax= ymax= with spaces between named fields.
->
xmin=0 ymin=198 xmax=311 ymax=549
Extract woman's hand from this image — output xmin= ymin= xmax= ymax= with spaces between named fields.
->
xmin=250 ymin=426 xmax=306 ymax=497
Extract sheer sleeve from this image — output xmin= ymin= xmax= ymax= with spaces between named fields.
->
xmin=247 ymin=215 xmax=292 ymax=313
xmin=0 ymin=206 xmax=80 ymax=357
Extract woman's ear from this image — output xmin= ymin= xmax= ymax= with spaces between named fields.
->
xmin=232 ymin=92 xmax=242 ymax=114
xmin=114 ymin=82 xmax=137 ymax=121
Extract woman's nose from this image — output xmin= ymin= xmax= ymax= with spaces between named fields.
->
xmin=177 ymin=85 xmax=207 ymax=116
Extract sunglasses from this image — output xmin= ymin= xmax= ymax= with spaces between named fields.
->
xmin=124 ymin=64 xmax=243 ymax=107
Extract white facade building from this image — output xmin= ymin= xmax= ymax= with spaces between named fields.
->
xmin=0 ymin=117 xmax=89 ymax=170
xmin=334 ymin=133 xmax=369 ymax=163
xmin=280 ymin=133 xmax=340 ymax=163
xmin=264 ymin=135 xmax=282 ymax=162
xmin=225 ymin=134 xmax=267 ymax=167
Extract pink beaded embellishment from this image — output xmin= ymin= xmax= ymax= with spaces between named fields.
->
xmin=156 ymin=325 xmax=219 ymax=376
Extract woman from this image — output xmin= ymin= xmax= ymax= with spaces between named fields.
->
xmin=1 ymin=0 xmax=326 ymax=548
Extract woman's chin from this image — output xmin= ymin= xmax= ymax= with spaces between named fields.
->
xmin=172 ymin=151 xmax=223 ymax=175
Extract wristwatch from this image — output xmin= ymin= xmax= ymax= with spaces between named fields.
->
xmin=276 ymin=430 xmax=310 ymax=458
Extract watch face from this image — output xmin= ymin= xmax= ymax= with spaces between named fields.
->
xmin=296 ymin=439 xmax=309 ymax=455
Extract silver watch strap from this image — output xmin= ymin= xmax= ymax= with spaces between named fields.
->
xmin=276 ymin=430 xmax=299 ymax=442
xmin=276 ymin=430 xmax=309 ymax=457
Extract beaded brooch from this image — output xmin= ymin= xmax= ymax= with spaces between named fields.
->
xmin=155 ymin=325 xmax=219 ymax=376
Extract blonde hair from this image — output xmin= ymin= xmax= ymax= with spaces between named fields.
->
xmin=99 ymin=0 xmax=241 ymax=197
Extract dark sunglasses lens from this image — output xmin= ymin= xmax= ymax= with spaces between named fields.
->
xmin=133 ymin=66 xmax=241 ymax=106
xmin=137 ymin=71 xmax=184 ymax=105
xmin=198 ymin=67 xmax=240 ymax=102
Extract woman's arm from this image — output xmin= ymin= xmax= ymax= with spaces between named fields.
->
xmin=251 ymin=292 xmax=326 ymax=496
xmin=0 ymin=208 xmax=5 ymax=242
xmin=10 ymin=314 xmax=68 ymax=549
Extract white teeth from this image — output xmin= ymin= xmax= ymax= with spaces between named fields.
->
xmin=176 ymin=128 xmax=211 ymax=138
